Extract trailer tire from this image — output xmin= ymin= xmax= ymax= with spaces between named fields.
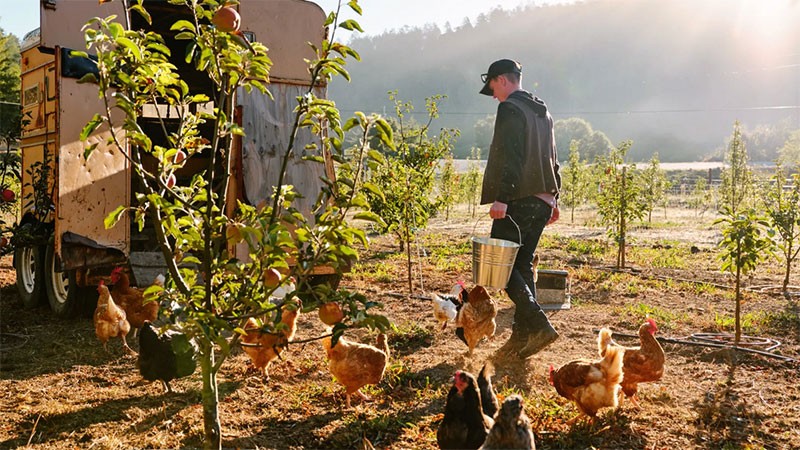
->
xmin=44 ymin=243 xmax=81 ymax=318
xmin=14 ymin=245 xmax=46 ymax=309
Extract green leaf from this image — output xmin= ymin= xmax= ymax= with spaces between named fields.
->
xmin=76 ymin=73 xmax=98 ymax=85
xmin=347 ymin=1 xmax=363 ymax=15
xmin=104 ymin=205 xmax=127 ymax=229
xmin=374 ymin=118 xmax=394 ymax=150
xmin=342 ymin=117 xmax=360 ymax=132
xmin=116 ymin=37 xmax=142 ymax=61
xmin=339 ymin=19 xmax=364 ymax=32
xmin=361 ymin=182 xmax=384 ymax=201
xmin=353 ymin=211 xmax=384 ymax=224
xmin=170 ymin=20 xmax=196 ymax=33
xmin=83 ymin=142 xmax=99 ymax=160
xmin=130 ymin=3 xmax=152 ymax=25
xmin=80 ymin=114 xmax=104 ymax=141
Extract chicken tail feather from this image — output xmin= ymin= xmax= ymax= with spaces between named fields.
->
xmin=598 ymin=327 xmax=614 ymax=357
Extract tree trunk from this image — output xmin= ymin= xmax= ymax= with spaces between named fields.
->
xmin=199 ymin=342 xmax=221 ymax=450
xmin=734 ymin=265 xmax=742 ymax=346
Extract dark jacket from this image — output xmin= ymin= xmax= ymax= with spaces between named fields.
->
xmin=481 ymin=90 xmax=561 ymax=205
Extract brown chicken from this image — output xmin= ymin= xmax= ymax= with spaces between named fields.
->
xmin=480 ymin=394 xmax=535 ymax=450
xmin=455 ymin=285 xmax=497 ymax=355
xmin=94 ymin=281 xmax=133 ymax=353
xmin=598 ymin=319 xmax=665 ymax=407
xmin=322 ymin=332 xmax=390 ymax=408
xmin=549 ymin=334 xmax=624 ymax=420
xmin=241 ymin=298 xmax=302 ymax=380
xmin=110 ymin=267 xmax=164 ymax=336
xmin=437 ymin=364 xmax=496 ymax=450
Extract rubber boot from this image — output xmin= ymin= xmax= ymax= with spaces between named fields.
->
xmin=517 ymin=310 xmax=559 ymax=359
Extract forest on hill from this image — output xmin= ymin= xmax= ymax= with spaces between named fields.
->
xmin=329 ymin=0 xmax=800 ymax=162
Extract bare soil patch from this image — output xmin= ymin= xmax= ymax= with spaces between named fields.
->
xmin=1 ymin=208 xmax=799 ymax=449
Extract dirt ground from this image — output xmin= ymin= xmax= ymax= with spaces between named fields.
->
xmin=1 ymin=207 xmax=799 ymax=449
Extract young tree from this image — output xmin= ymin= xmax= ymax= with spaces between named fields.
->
xmin=363 ymin=91 xmax=458 ymax=293
xmin=719 ymin=121 xmax=754 ymax=215
xmin=81 ymin=2 xmax=389 ymax=448
xmin=715 ymin=209 xmax=773 ymax=345
xmin=766 ymin=166 xmax=800 ymax=294
xmin=437 ymin=152 xmax=458 ymax=220
xmin=561 ymin=140 xmax=591 ymax=223
xmin=779 ymin=129 xmax=800 ymax=168
xmin=689 ymin=176 xmax=713 ymax=217
xmin=594 ymin=140 xmax=645 ymax=269
xmin=458 ymin=147 xmax=483 ymax=218
xmin=640 ymin=152 xmax=671 ymax=222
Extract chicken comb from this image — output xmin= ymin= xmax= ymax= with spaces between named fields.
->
xmin=111 ymin=266 xmax=123 ymax=275
xmin=646 ymin=318 xmax=658 ymax=331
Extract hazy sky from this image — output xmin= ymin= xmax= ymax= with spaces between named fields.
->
xmin=0 ymin=0 xmax=576 ymax=40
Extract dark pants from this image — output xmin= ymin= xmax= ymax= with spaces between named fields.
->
xmin=490 ymin=196 xmax=552 ymax=330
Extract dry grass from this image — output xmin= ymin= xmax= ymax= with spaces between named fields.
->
xmin=1 ymin=207 xmax=799 ymax=449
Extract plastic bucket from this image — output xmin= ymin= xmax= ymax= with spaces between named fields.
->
xmin=471 ymin=237 xmax=520 ymax=288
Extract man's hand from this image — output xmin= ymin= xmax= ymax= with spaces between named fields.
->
xmin=489 ymin=201 xmax=508 ymax=219
xmin=546 ymin=206 xmax=560 ymax=225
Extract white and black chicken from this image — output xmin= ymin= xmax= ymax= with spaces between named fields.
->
xmin=431 ymin=281 xmax=469 ymax=331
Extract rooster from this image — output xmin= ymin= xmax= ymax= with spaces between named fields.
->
xmin=94 ymin=281 xmax=134 ymax=354
xmin=598 ymin=319 xmax=665 ymax=407
xmin=241 ymin=298 xmax=302 ymax=380
xmin=480 ymin=394 xmax=535 ymax=450
xmin=432 ymin=281 xmax=468 ymax=331
xmin=138 ymin=321 xmax=197 ymax=393
xmin=110 ymin=267 xmax=164 ymax=337
xmin=322 ymin=332 xmax=390 ymax=408
xmin=549 ymin=333 xmax=624 ymax=420
xmin=455 ymin=285 xmax=497 ymax=355
xmin=437 ymin=362 xmax=498 ymax=449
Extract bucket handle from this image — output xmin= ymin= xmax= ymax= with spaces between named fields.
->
xmin=472 ymin=214 xmax=522 ymax=245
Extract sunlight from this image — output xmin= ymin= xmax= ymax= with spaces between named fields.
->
xmin=734 ymin=0 xmax=796 ymax=60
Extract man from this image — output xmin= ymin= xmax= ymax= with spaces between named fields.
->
xmin=479 ymin=59 xmax=560 ymax=359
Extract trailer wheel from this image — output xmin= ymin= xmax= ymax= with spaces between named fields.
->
xmin=14 ymin=245 xmax=46 ymax=308
xmin=44 ymin=243 xmax=81 ymax=318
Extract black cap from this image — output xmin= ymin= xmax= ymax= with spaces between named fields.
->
xmin=479 ymin=59 xmax=522 ymax=96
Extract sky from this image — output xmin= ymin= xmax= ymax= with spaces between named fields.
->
xmin=0 ymin=0 xmax=575 ymax=40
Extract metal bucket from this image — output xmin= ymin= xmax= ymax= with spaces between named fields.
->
xmin=471 ymin=216 xmax=521 ymax=289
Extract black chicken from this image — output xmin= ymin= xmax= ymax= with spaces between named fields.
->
xmin=437 ymin=362 xmax=498 ymax=450
xmin=138 ymin=321 xmax=197 ymax=393
xmin=479 ymin=394 xmax=535 ymax=450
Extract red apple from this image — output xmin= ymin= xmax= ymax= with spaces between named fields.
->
xmin=165 ymin=173 xmax=176 ymax=189
xmin=173 ymin=150 xmax=186 ymax=164
xmin=212 ymin=6 xmax=241 ymax=33
xmin=0 ymin=236 xmax=8 ymax=248
xmin=263 ymin=267 xmax=281 ymax=289
xmin=1 ymin=189 xmax=14 ymax=203
xmin=318 ymin=302 xmax=344 ymax=325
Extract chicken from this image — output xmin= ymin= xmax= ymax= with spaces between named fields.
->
xmin=322 ymin=332 xmax=390 ymax=408
xmin=480 ymin=394 xmax=535 ymax=450
xmin=455 ymin=285 xmax=497 ymax=355
xmin=598 ymin=319 xmax=665 ymax=407
xmin=110 ymin=267 xmax=164 ymax=336
xmin=138 ymin=321 xmax=197 ymax=393
xmin=437 ymin=363 xmax=496 ymax=450
xmin=241 ymin=298 xmax=302 ymax=380
xmin=549 ymin=336 xmax=624 ymax=419
xmin=432 ymin=281 xmax=468 ymax=331
xmin=94 ymin=281 xmax=134 ymax=353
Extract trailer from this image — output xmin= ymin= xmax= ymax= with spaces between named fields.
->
xmin=14 ymin=0 xmax=332 ymax=317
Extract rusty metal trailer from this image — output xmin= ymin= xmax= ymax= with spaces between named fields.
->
xmin=14 ymin=0 xmax=332 ymax=317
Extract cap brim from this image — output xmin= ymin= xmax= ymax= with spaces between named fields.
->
xmin=479 ymin=81 xmax=493 ymax=96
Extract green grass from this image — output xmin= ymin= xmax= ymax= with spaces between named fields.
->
xmin=617 ymin=302 xmax=686 ymax=330
xmin=351 ymin=261 xmax=395 ymax=283
xmin=629 ymin=244 xmax=687 ymax=269
xmin=712 ymin=310 xmax=800 ymax=335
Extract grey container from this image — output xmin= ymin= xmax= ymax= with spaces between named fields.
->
xmin=471 ymin=237 xmax=520 ymax=289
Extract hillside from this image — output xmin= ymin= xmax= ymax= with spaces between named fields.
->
xmin=329 ymin=0 xmax=800 ymax=161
